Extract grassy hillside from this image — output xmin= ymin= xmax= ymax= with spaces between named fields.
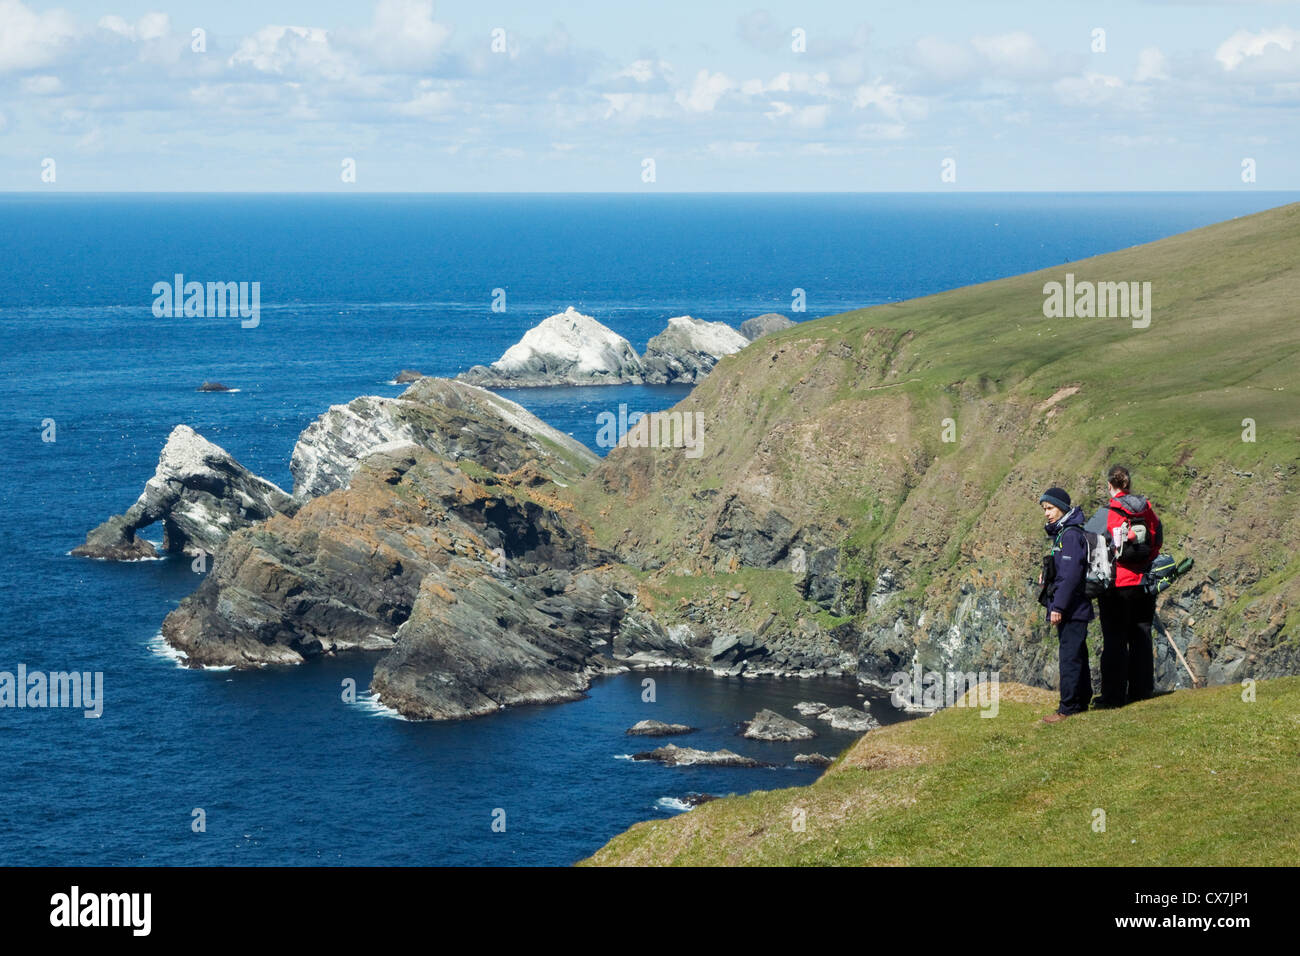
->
xmin=564 ymin=201 xmax=1300 ymax=685
xmin=582 ymin=677 xmax=1300 ymax=866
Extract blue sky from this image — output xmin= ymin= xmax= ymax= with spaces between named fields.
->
xmin=2 ymin=0 xmax=1299 ymax=190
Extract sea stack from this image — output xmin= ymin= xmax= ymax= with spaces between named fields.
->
xmin=458 ymin=307 xmax=645 ymax=387
xmin=641 ymin=316 xmax=749 ymax=384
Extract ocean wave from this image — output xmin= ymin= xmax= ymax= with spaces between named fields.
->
xmin=613 ymin=753 xmax=635 ymax=761
xmin=654 ymin=797 xmax=693 ymax=813
xmin=68 ymin=551 xmax=164 ymax=562
xmin=354 ymin=691 xmax=410 ymax=721
xmin=146 ymin=632 xmax=189 ymax=669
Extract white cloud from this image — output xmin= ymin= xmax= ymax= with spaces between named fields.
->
xmin=229 ymin=25 xmax=352 ymax=80
xmin=617 ymin=59 xmax=659 ymax=84
xmin=763 ymin=100 xmax=828 ymax=127
xmin=852 ymin=81 xmax=926 ymax=121
xmin=1134 ymin=47 xmax=1169 ymax=82
xmin=913 ymin=35 xmax=977 ymax=81
xmin=0 ymin=0 xmax=78 ymax=73
xmin=676 ymin=69 xmax=733 ymax=112
xmin=96 ymin=12 xmax=168 ymax=42
xmin=1054 ymin=72 xmax=1126 ymax=107
xmin=356 ymin=0 xmax=450 ymax=72
xmin=706 ymin=140 xmax=759 ymax=157
xmin=601 ymin=91 xmax=673 ymax=121
xmin=136 ymin=13 xmax=170 ymax=42
xmin=736 ymin=9 xmax=785 ymax=52
xmin=394 ymin=80 xmax=455 ymax=117
xmin=1215 ymin=26 xmax=1300 ymax=71
xmin=75 ymin=127 xmax=104 ymax=152
xmin=22 ymin=74 xmax=62 ymax=95
xmin=971 ymin=31 xmax=1052 ymax=77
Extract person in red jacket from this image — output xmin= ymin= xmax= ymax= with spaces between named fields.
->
xmin=1095 ymin=464 xmax=1161 ymax=707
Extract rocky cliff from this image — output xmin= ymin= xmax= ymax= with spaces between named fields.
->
xmin=94 ymin=204 xmax=1300 ymax=723
xmin=563 ymin=202 xmax=1300 ymax=696
xmin=290 ymin=376 xmax=597 ymax=500
xmin=74 ymin=425 xmax=294 ymax=560
xmin=156 ymin=378 xmax=636 ymax=719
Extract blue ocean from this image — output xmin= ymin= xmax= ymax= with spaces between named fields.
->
xmin=1 ymin=192 xmax=1293 ymax=866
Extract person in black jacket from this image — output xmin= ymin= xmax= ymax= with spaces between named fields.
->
xmin=1038 ymin=487 xmax=1095 ymax=723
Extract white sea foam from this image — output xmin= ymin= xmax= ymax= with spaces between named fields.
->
xmin=68 ymin=551 xmax=164 ymax=562
xmin=355 ymin=691 xmax=410 ymax=721
xmin=654 ymin=797 xmax=693 ymax=813
xmin=613 ymin=753 xmax=634 ymax=761
xmin=146 ymin=632 xmax=189 ymax=669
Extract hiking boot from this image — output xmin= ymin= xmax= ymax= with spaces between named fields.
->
xmin=1041 ymin=712 xmax=1070 ymax=724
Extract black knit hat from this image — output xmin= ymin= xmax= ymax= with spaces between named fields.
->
xmin=1039 ymin=487 xmax=1071 ymax=511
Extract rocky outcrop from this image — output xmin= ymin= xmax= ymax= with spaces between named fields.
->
xmin=369 ymin=558 xmax=625 ymax=720
xmin=817 ymin=706 xmax=879 ymax=732
xmin=197 ymin=381 xmax=233 ymax=392
xmin=458 ymin=309 xmax=756 ymax=388
xmin=458 ymin=308 xmax=645 ymax=387
xmin=739 ymin=313 xmax=795 ymax=341
xmin=289 ymin=376 xmax=598 ymax=500
xmin=632 ymin=744 xmax=770 ymax=768
xmin=394 ymin=369 xmax=423 ymax=383
xmin=73 ymin=425 xmax=292 ymax=560
xmin=794 ymin=753 xmax=833 ymax=767
xmin=627 ymin=720 xmax=697 ymax=736
xmin=680 ymin=793 xmax=719 ymax=806
xmin=641 ymin=316 xmax=748 ymax=384
xmin=742 ymin=708 xmax=816 ymax=741
xmin=793 ymin=701 xmax=829 ymax=716
xmin=163 ymin=445 xmax=608 ymax=664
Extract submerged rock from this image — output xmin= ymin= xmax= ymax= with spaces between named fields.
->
xmin=458 ymin=307 xmax=645 ymax=387
xmin=632 ymin=744 xmax=770 ymax=768
xmin=627 ymin=719 xmax=697 ymax=736
xmin=641 ymin=316 xmax=748 ymax=384
xmin=73 ymin=425 xmax=292 ymax=560
xmin=743 ymin=708 xmax=816 ymax=741
xmin=739 ymin=313 xmax=795 ymax=341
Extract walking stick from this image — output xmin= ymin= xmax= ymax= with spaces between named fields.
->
xmin=1153 ymin=615 xmax=1202 ymax=688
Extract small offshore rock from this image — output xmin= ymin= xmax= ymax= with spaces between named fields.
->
xmin=794 ymin=753 xmax=833 ymax=767
xmin=632 ymin=744 xmax=769 ymax=768
xmin=681 ymin=793 xmax=719 ymax=807
xmin=394 ymin=369 xmax=424 ymax=383
xmin=793 ymin=701 xmax=830 ymax=717
xmin=817 ymin=706 xmax=880 ymax=733
xmin=743 ymin=708 xmax=816 ymax=741
xmin=627 ymin=719 xmax=696 ymax=737
xmin=197 ymin=381 xmax=232 ymax=392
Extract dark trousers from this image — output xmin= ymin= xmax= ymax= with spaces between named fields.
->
xmin=1057 ymin=618 xmax=1092 ymax=715
xmin=1097 ymin=586 xmax=1156 ymax=706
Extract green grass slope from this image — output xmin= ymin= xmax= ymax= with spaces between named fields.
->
xmin=565 ymin=201 xmax=1300 ymax=681
xmin=582 ymin=677 xmax=1300 ymax=866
